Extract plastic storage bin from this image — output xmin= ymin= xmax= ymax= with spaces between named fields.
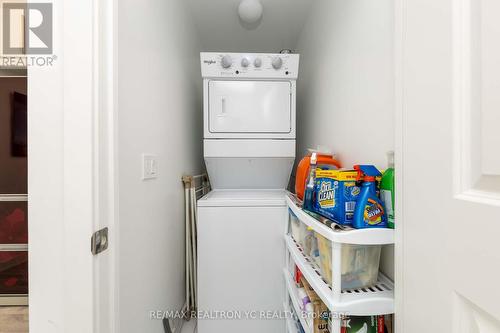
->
xmin=316 ymin=233 xmax=381 ymax=290
xmin=290 ymin=211 xmax=301 ymax=242
xmin=290 ymin=210 xmax=312 ymax=250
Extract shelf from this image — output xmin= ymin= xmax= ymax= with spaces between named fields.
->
xmin=286 ymin=194 xmax=394 ymax=245
xmin=284 ymin=302 xmax=301 ymax=333
xmin=285 ymin=235 xmax=394 ymax=316
xmin=284 ymin=268 xmax=313 ymax=333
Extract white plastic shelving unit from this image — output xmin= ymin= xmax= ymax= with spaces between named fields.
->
xmin=284 ymin=193 xmax=395 ymax=333
xmin=285 ymin=309 xmax=298 ymax=333
xmin=286 ymin=195 xmax=394 ymax=245
xmin=284 ymin=301 xmax=303 ymax=333
xmin=284 ymin=268 xmax=313 ymax=333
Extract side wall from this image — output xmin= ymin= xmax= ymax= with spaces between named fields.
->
xmin=117 ymin=0 xmax=203 ymax=331
xmin=295 ymin=0 xmax=395 ymax=279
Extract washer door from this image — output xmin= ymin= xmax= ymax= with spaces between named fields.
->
xmin=208 ymin=80 xmax=291 ymax=133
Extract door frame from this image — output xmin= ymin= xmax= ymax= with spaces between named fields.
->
xmin=394 ymin=0 xmax=404 ymax=331
xmin=27 ymin=0 xmax=406 ymax=332
xmin=28 ymin=0 xmax=117 ymax=332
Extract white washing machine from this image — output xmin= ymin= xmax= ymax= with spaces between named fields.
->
xmin=198 ymin=52 xmax=299 ymax=333
xmin=197 ymin=190 xmax=287 ymax=333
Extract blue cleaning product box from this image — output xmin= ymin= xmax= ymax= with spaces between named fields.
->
xmin=313 ymin=169 xmax=361 ymax=226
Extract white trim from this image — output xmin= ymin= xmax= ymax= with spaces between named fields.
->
xmin=0 ymin=296 xmax=28 ymax=306
xmin=0 ymin=244 xmax=28 ymax=251
xmin=105 ymin=0 xmax=120 ymax=326
xmin=110 ymin=0 xmax=119 ymax=329
xmin=394 ymin=0 xmax=405 ymax=331
xmin=456 ymin=190 xmax=500 ymax=208
xmin=92 ymin=0 xmax=101 ymax=328
xmin=0 ymin=194 xmax=28 ymax=201
xmin=452 ymin=0 xmax=470 ymax=197
xmin=93 ymin=0 xmax=118 ymax=332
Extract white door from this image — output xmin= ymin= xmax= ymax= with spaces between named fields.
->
xmin=28 ymin=0 xmax=115 ymax=332
xmin=398 ymin=0 xmax=500 ymax=332
xmin=208 ymin=80 xmax=291 ymax=133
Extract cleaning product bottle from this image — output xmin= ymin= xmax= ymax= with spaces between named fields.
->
xmin=295 ymin=147 xmax=341 ymax=200
xmin=352 ymin=165 xmax=387 ymax=229
xmin=380 ymin=151 xmax=395 ymax=229
xmin=302 ymin=152 xmax=317 ymax=212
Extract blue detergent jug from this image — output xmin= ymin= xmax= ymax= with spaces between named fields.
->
xmin=352 ymin=165 xmax=388 ymax=229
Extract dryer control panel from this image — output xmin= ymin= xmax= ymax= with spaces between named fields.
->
xmin=201 ymin=52 xmax=300 ymax=79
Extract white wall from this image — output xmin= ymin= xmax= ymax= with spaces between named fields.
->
xmin=185 ymin=0 xmax=313 ymax=53
xmin=295 ymin=0 xmax=395 ymax=279
xmin=117 ymin=0 xmax=203 ymax=331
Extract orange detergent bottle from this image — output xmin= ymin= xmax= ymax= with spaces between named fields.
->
xmin=295 ymin=149 xmax=341 ymax=200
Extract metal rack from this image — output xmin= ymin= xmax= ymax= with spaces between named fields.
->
xmin=182 ymin=174 xmax=210 ymax=316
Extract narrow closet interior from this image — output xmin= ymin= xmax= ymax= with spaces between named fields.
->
xmin=116 ymin=0 xmax=395 ymax=332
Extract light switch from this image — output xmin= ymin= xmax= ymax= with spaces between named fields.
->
xmin=142 ymin=154 xmax=158 ymax=180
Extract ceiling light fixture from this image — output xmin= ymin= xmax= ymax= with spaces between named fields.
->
xmin=238 ymin=0 xmax=263 ymax=24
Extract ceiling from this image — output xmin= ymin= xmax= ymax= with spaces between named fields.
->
xmin=184 ymin=0 xmax=314 ymax=53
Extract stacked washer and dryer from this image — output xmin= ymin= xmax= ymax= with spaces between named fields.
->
xmin=197 ymin=52 xmax=299 ymax=333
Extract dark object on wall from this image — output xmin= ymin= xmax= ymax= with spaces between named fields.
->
xmin=11 ymin=92 xmax=27 ymax=157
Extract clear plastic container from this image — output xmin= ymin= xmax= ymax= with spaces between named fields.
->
xmin=290 ymin=211 xmax=311 ymax=249
xmin=316 ymin=233 xmax=381 ymax=290
xmin=301 ymin=228 xmax=315 ymax=257
xmin=290 ymin=211 xmax=301 ymax=242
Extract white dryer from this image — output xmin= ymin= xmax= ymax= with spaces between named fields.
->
xmin=201 ymin=52 xmax=299 ymax=189
xmin=198 ymin=52 xmax=299 ymax=333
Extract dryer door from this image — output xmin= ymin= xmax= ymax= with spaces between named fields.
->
xmin=208 ymin=80 xmax=291 ymax=134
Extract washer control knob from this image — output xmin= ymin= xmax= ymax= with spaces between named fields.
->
xmin=254 ymin=58 xmax=262 ymax=68
xmin=241 ymin=58 xmax=250 ymax=67
xmin=272 ymin=57 xmax=283 ymax=69
xmin=221 ymin=55 xmax=232 ymax=68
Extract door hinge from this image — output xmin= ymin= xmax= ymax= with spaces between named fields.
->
xmin=91 ymin=227 xmax=109 ymax=255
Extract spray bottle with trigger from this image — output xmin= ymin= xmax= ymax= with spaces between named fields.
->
xmin=302 ymin=152 xmax=317 ymax=212
xmin=352 ymin=165 xmax=388 ymax=229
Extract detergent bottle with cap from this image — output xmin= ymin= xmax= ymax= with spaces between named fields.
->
xmin=295 ymin=146 xmax=342 ymax=200
xmin=380 ymin=151 xmax=395 ymax=229
xmin=352 ymin=165 xmax=388 ymax=229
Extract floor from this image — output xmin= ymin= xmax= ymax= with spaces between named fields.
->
xmin=0 ymin=307 xmax=28 ymax=333
xmin=0 ymin=307 xmax=194 ymax=333
xmin=180 ymin=319 xmax=197 ymax=333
